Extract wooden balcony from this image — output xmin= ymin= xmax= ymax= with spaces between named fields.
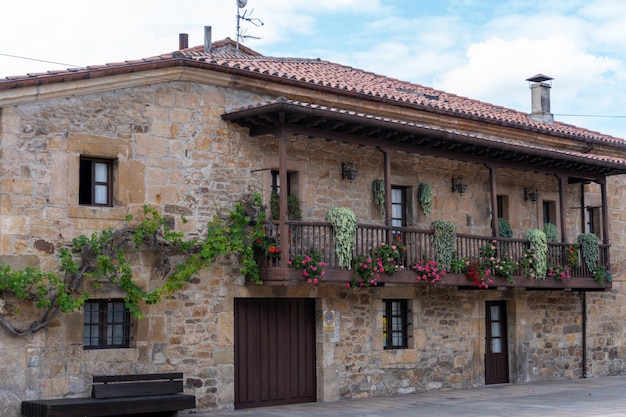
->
xmin=256 ymin=222 xmax=611 ymax=291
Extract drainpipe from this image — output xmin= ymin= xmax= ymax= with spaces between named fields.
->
xmin=582 ymin=291 xmax=587 ymax=378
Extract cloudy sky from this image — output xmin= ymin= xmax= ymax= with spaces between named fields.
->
xmin=2 ymin=0 xmax=626 ymax=138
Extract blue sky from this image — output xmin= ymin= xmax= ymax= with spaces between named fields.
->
xmin=2 ymin=0 xmax=626 ymax=138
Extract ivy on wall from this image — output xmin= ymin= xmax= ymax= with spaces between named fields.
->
xmin=0 ymin=194 xmax=267 ymax=337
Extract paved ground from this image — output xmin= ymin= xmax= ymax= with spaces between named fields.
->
xmin=191 ymin=376 xmax=626 ymax=416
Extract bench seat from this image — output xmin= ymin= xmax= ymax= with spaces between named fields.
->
xmin=21 ymin=373 xmax=196 ymax=417
xmin=22 ymin=393 xmax=196 ymax=417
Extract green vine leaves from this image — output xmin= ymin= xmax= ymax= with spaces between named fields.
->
xmin=0 ymin=194 xmax=267 ymax=336
xmin=577 ymin=233 xmax=599 ymax=271
xmin=525 ymin=229 xmax=548 ymax=279
xmin=432 ymin=220 xmax=456 ymax=271
xmin=417 ymin=183 xmax=432 ymax=218
xmin=326 ymin=207 xmax=357 ymax=269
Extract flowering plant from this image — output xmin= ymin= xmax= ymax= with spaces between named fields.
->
xmin=567 ymin=244 xmax=579 ymax=269
xmin=348 ymin=255 xmax=383 ymax=287
xmin=412 ymin=258 xmax=445 ymax=284
xmin=479 ymin=240 xmax=517 ymax=282
xmin=288 ymin=253 xmax=326 ymax=284
xmin=450 ymin=257 xmax=470 ymax=273
xmin=376 ymin=239 xmax=407 ymax=274
xmin=268 ymin=246 xmax=281 ymax=257
xmin=348 ymin=238 xmax=406 ymax=287
xmin=519 ymin=247 xmax=540 ymax=279
xmin=547 ymin=264 xmax=571 ymax=280
xmin=466 ymin=261 xmax=492 ymax=288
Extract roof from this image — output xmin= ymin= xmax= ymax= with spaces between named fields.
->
xmin=222 ymin=98 xmax=626 ymax=178
xmin=1 ymin=38 xmax=624 ymax=150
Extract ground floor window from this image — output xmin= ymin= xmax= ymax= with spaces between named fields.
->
xmin=83 ymin=299 xmax=131 ymax=349
xmin=383 ymin=299 xmax=408 ymax=349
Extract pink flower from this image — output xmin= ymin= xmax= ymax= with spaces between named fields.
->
xmin=345 ymin=283 xmax=351 ymax=288
xmin=313 ymin=278 xmax=319 ymax=284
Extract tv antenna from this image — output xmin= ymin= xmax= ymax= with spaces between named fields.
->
xmin=235 ymin=0 xmax=263 ymax=53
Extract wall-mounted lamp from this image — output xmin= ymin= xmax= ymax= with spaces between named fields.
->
xmin=451 ymin=176 xmax=468 ymax=194
xmin=341 ymin=162 xmax=358 ymax=181
xmin=524 ymin=187 xmax=539 ymax=203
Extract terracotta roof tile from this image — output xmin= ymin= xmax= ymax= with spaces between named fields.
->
xmin=0 ymin=40 xmax=624 ymax=146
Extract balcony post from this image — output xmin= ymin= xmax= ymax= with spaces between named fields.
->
xmin=600 ymin=178 xmax=610 ymax=267
xmin=278 ymin=114 xmax=289 ymax=267
xmin=558 ymin=175 xmax=567 ymax=242
xmin=488 ymin=165 xmax=498 ymax=237
xmin=383 ymin=148 xmax=393 ymax=243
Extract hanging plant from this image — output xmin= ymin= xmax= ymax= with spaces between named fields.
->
xmin=417 ymin=183 xmax=432 ymax=218
xmin=372 ymin=179 xmax=385 ymax=220
xmin=498 ymin=218 xmax=513 ymax=238
xmin=544 ymin=222 xmax=558 ymax=243
xmin=577 ymin=233 xmax=599 ymax=272
xmin=431 ymin=220 xmax=456 ymax=271
xmin=523 ymin=229 xmax=548 ymax=279
xmin=326 ymin=207 xmax=358 ymax=269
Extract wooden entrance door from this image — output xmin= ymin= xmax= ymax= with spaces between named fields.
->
xmin=485 ymin=300 xmax=509 ymax=384
xmin=234 ymin=298 xmax=316 ymax=409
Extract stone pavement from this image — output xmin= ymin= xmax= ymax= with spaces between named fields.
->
xmin=191 ymin=376 xmax=626 ymax=416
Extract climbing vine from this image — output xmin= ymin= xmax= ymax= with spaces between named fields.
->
xmin=0 ymin=194 xmax=267 ymax=337
xmin=326 ymin=207 xmax=358 ymax=269
xmin=432 ymin=219 xmax=456 ymax=271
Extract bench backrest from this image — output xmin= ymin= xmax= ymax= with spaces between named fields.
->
xmin=91 ymin=372 xmax=185 ymax=399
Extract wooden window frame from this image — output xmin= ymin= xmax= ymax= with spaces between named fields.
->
xmin=271 ymin=170 xmax=293 ymax=196
xmin=79 ymin=157 xmax=114 ymax=206
xmin=83 ymin=299 xmax=131 ymax=350
xmin=383 ymin=299 xmax=409 ymax=349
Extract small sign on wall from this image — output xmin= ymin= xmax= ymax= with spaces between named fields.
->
xmin=323 ymin=310 xmax=340 ymax=342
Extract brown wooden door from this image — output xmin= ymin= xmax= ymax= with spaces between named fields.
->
xmin=234 ymin=298 xmax=316 ymax=409
xmin=485 ymin=300 xmax=509 ymax=384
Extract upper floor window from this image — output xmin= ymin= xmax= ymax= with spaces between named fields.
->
xmin=383 ymin=299 xmax=409 ymax=349
xmin=84 ymin=299 xmax=131 ymax=349
xmin=586 ymin=207 xmax=601 ymax=237
xmin=497 ymin=195 xmax=508 ymax=220
xmin=271 ymin=170 xmax=292 ymax=196
xmin=79 ymin=157 xmax=113 ymax=206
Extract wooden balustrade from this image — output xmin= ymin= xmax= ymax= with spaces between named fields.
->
xmin=255 ymin=221 xmax=610 ymax=289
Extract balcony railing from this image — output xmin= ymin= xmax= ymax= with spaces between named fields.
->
xmin=256 ymin=221 xmax=610 ymax=290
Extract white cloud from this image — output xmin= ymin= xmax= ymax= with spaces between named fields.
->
xmin=435 ymin=35 xmax=622 ymax=111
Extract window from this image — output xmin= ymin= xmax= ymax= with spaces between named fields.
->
xmin=84 ymin=300 xmax=131 ymax=349
xmin=586 ymin=207 xmax=601 ymax=236
xmin=496 ymin=195 xmax=508 ymax=220
xmin=383 ymin=299 xmax=408 ymax=349
xmin=542 ymin=201 xmax=556 ymax=226
xmin=271 ymin=170 xmax=292 ymax=196
xmin=80 ymin=157 xmax=113 ymax=206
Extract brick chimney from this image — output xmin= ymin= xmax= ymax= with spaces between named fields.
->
xmin=526 ymin=74 xmax=554 ymax=124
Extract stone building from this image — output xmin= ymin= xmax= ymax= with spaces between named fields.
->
xmin=1 ymin=36 xmax=626 ymax=416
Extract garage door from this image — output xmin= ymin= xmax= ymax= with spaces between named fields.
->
xmin=234 ymin=298 xmax=316 ymax=409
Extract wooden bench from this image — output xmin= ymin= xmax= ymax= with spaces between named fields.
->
xmin=21 ymin=372 xmax=196 ymax=417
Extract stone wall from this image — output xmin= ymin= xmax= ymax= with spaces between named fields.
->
xmin=1 ymin=77 xmax=626 ymax=416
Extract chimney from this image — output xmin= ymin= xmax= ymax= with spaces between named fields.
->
xmin=179 ymin=33 xmax=189 ymax=50
xmin=204 ymin=26 xmax=212 ymax=53
xmin=526 ymin=74 xmax=554 ymax=124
